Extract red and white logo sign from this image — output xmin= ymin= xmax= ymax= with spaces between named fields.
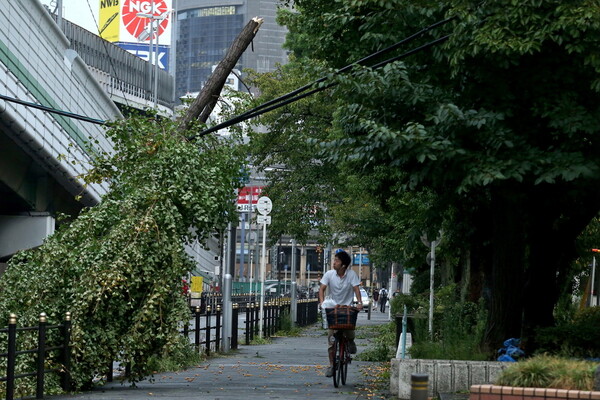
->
xmin=237 ymin=186 xmax=264 ymax=212
xmin=121 ymin=0 xmax=170 ymax=42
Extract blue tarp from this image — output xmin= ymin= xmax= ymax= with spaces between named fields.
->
xmin=497 ymin=338 xmax=525 ymax=362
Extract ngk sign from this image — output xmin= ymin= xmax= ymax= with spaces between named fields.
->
xmin=122 ymin=0 xmax=170 ymax=44
xmin=99 ymin=0 xmax=172 ymax=46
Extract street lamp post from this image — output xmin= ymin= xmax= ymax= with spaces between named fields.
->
xmin=137 ymin=2 xmax=169 ymax=108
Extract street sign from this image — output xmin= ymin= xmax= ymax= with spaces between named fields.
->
xmin=246 ymin=231 xmax=258 ymax=244
xmin=237 ymin=186 xmax=263 ymax=212
xmin=256 ymin=196 xmax=272 ymax=215
xmin=257 ymin=215 xmax=271 ymax=225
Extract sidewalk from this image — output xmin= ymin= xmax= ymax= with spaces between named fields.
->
xmin=50 ymin=310 xmax=393 ymax=400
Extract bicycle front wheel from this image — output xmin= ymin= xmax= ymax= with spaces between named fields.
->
xmin=332 ymin=338 xmax=340 ymax=387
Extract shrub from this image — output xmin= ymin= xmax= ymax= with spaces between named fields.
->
xmin=392 ymin=284 xmax=490 ymax=360
xmin=355 ymin=323 xmax=396 ymax=362
xmin=495 ymin=355 xmax=599 ymax=390
xmin=536 ymin=306 xmax=600 ymax=358
xmin=276 ymin=310 xmax=302 ymax=336
xmin=146 ymin=336 xmax=205 ymax=373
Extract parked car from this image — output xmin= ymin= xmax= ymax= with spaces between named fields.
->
xmin=353 ymin=287 xmax=370 ymax=312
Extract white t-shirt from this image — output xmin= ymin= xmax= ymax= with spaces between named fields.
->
xmin=320 ymin=269 xmax=360 ymax=306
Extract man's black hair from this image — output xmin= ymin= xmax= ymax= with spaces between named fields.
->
xmin=335 ymin=250 xmax=351 ymax=268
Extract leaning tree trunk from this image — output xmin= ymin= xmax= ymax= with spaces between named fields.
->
xmin=177 ymin=17 xmax=263 ymax=131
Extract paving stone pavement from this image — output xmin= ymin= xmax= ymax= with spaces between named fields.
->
xmin=49 ymin=310 xmax=394 ymax=400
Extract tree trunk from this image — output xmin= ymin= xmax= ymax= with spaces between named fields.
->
xmin=521 ymin=183 xmax=600 ymax=353
xmin=483 ymin=185 xmax=526 ymax=351
xmin=177 ymin=17 xmax=264 ymax=131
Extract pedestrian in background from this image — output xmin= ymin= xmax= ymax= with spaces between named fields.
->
xmin=379 ymin=286 xmax=388 ymax=313
xmin=372 ymin=288 xmax=379 ymax=310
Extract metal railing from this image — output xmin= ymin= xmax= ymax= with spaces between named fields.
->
xmin=244 ymin=299 xmax=318 ymax=345
xmin=0 ymin=312 xmax=72 ymax=400
xmin=49 ymin=13 xmax=174 ymax=109
xmin=182 ymin=305 xmax=226 ymax=355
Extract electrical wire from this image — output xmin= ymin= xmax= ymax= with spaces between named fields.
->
xmin=0 ymin=14 xmax=454 ymax=132
xmin=85 ymin=0 xmax=132 ymax=108
xmin=189 ymin=29 xmax=453 ymax=140
xmin=233 ymin=16 xmax=456 ymax=122
xmin=0 ymin=93 xmax=107 ymax=125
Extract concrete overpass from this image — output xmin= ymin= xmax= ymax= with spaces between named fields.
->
xmin=0 ymin=0 xmax=122 ymax=269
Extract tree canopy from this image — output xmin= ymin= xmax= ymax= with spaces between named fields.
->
xmin=247 ymin=0 xmax=600 ymax=351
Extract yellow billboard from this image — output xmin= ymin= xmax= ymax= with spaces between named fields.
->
xmin=99 ymin=0 xmax=120 ymax=42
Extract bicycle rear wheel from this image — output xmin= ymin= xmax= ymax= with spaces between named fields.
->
xmin=332 ymin=338 xmax=340 ymax=387
xmin=339 ymin=340 xmax=348 ymax=385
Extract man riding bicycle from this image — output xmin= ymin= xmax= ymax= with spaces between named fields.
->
xmin=318 ymin=250 xmax=363 ymax=377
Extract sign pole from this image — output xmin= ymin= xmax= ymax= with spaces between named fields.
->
xmin=259 ymin=219 xmax=267 ymax=338
xmin=256 ymin=196 xmax=272 ymax=338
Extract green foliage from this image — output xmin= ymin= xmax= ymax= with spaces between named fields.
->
xmin=355 ymin=323 xmax=396 ymax=362
xmin=250 ymin=336 xmax=272 ymax=345
xmin=535 ymin=306 xmax=600 ymax=358
xmin=392 ymin=285 xmax=490 ymax=360
xmin=243 ymin=62 xmax=341 ymax=244
xmin=275 ymin=310 xmax=302 ymax=336
xmin=390 ymin=292 xmax=426 ymax=316
xmin=258 ymin=0 xmax=600 ymax=352
xmin=495 ymin=355 xmax=599 ymax=390
xmin=0 ymin=114 xmax=243 ymax=396
xmin=146 ymin=336 xmax=205 ymax=373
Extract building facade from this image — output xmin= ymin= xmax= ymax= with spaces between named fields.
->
xmin=174 ymin=0 xmax=289 ymax=99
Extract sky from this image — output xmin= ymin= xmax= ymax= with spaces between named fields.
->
xmin=39 ymin=0 xmax=99 ymax=33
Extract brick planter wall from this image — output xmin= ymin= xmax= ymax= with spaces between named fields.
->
xmin=470 ymin=385 xmax=600 ymax=400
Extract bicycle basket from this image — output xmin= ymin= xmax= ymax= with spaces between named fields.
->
xmin=325 ymin=306 xmax=359 ymax=330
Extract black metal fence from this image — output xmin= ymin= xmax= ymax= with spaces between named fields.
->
xmin=0 ymin=298 xmax=319 ymax=399
xmin=0 ymin=312 xmax=72 ymax=400
xmin=182 ymin=305 xmax=227 ymax=354
xmin=244 ymin=299 xmax=319 ymax=345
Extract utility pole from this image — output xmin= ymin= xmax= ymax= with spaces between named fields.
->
xmin=56 ymin=0 xmax=63 ymax=31
xmin=178 ymin=17 xmax=264 ymax=130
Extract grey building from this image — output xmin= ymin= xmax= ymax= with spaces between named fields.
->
xmin=174 ymin=0 xmax=289 ymax=99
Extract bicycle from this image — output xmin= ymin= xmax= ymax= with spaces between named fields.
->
xmin=331 ymin=328 xmax=352 ymax=387
xmin=325 ymin=305 xmax=359 ymax=387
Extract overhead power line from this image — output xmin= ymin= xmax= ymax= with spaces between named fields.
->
xmin=189 ymin=16 xmax=455 ymax=140
xmin=0 ymin=16 xmax=454 ymax=132
xmin=0 ymin=93 xmax=107 ymax=125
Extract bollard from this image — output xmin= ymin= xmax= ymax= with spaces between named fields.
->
xmin=232 ymin=303 xmax=238 ymax=349
xmin=410 ymin=373 xmax=428 ymax=400
xmin=245 ymin=302 xmax=251 ymax=345
xmin=205 ymin=305 xmax=212 ymax=356
xmin=194 ymin=306 xmax=201 ymax=348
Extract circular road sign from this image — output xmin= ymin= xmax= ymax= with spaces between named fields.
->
xmin=246 ymin=231 xmax=258 ymax=244
xmin=256 ymin=196 xmax=272 ymax=216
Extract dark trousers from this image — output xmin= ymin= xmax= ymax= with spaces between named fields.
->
xmin=379 ymin=297 xmax=387 ymax=312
